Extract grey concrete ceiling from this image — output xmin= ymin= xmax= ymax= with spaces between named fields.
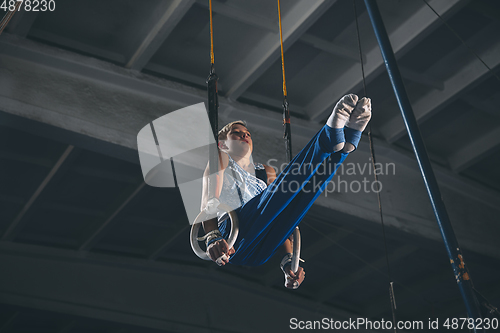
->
xmin=0 ymin=0 xmax=499 ymax=332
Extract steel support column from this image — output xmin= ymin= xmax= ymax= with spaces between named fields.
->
xmin=364 ymin=0 xmax=482 ymax=327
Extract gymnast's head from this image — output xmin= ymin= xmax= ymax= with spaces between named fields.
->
xmin=218 ymin=120 xmax=253 ymax=157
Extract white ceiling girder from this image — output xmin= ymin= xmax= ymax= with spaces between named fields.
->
xmin=144 ymin=62 xmax=208 ymax=87
xmin=199 ymin=2 xmax=363 ymax=64
xmin=1 ymin=146 xmax=74 ymax=241
xmin=239 ymin=91 xmax=308 ymax=116
xmin=400 ymin=66 xmax=444 ymax=91
xmin=126 ymin=0 xmax=196 ymax=71
xmin=0 ymin=312 xmax=19 ymax=332
xmin=6 ymin=10 xmax=39 ymax=37
xmin=307 ymin=0 xmax=467 ymax=122
xmin=460 ymin=93 xmax=500 ymax=118
xmin=448 ymin=127 xmax=500 ymax=173
xmin=28 ymin=28 xmax=126 ymax=64
xmin=195 ymin=0 xmax=276 ymax=32
xmin=224 ymin=0 xmax=336 ymax=99
xmin=0 ymin=34 xmax=204 ymax=107
xmin=374 ymin=140 xmax=500 ymax=212
xmin=78 ymin=182 xmax=146 ymax=252
xmin=381 ymin=23 xmax=500 ymax=144
xmin=299 ymin=33 xmax=362 ymax=63
xmin=0 ymin=150 xmax=53 ymax=168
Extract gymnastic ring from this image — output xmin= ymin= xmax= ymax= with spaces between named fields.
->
xmin=190 ymin=202 xmax=239 ymax=261
xmin=291 ymin=227 xmax=301 ymax=273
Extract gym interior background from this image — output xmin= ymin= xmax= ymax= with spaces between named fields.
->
xmin=0 ymin=0 xmax=499 ymax=332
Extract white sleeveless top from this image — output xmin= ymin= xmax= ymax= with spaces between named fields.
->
xmin=218 ymin=153 xmax=267 ymax=222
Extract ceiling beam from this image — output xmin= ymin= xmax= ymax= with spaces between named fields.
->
xmin=57 ymin=321 xmax=77 ymax=333
xmin=448 ymin=127 xmax=500 ymax=173
xmin=29 ymin=29 xmax=126 ymax=64
xmin=0 ymin=194 xmax=24 ymax=205
xmin=147 ymin=224 xmax=188 ymax=260
xmin=15 ymin=232 xmax=78 ymax=248
xmin=0 ymin=150 xmax=53 ymax=168
xmin=223 ymin=0 xmax=336 ymax=99
xmin=1 ymin=145 xmax=75 ymax=241
xmin=372 ymin=138 xmax=500 ymax=212
xmin=195 ymin=0 xmax=276 ymax=32
xmin=144 ymin=63 xmax=207 ymax=87
xmin=316 ymin=244 xmax=419 ymax=302
xmin=200 ymin=2 xmax=361 ymax=64
xmin=0 ymin=33 xmax=204 ymax=109
xmin=6 ymin=10 xmax=38 ymax=37
xmin=400 ymin=66 xmax=444 ymax=91
xmin=381 ymin=23 xmax=500 ymax=144
xmin=239 ymin=91 xmax=308 ymax=117
xmin=467 ymin=0 xmax=500 ymax=21
xmin=73 ymin=165 xmax=139 ymax=184
xmin=78 ymin=180 xmax=147 ymax=251
xmin=460 ymin=93 xmax=500 ymax=119
xmin=307 ymin=0 xmax=467 ymax=122
xmin=299 ymin=33 xmax=362 ymax=63
xmin=0 ymin=311 xmax=19 ymax=332
xmin=120 ymin=216 xmax=173 ymax=228
xmin=43 ymin=202 xmax=105 ymax=217
xmin=125 ymin=0 xmax=195 ymax=71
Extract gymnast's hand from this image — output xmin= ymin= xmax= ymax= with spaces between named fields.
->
xmin=207 ymin=238 xmax=235 ymax=266
xmin=284 ymin=265 xmax=306 ymax=289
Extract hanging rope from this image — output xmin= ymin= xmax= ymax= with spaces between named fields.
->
xmin=277 ymin=0 xmax=292 ymax=162
xmin=277 ymin=0 xmax=302 ymax=277
xmin=277 ymin=0 xmax=287 ymax=99
xmin=209 ymin=0 xmax=215 ymax=70
xmin=0 ymin=0 xmax=22 ymax=35
xmin=207 ymin=0 xmax=219 ymax=199
xmin=353 ymin=0 xmax=397 ymax=330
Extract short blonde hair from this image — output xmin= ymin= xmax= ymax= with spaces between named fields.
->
xmin=218 ymin=120 xmax=247 ymax=140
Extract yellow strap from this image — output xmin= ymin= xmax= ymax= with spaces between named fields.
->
xmin=209 ymin=0 xmax=215 ymax=65
xmin=277 ymin=0 xmax=287 ymax=97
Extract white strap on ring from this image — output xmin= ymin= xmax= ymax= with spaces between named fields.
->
xmin=190 ymin=202 xmax=239 ymax=261
xmin=282 ymin=227 xmax=303 ymax=289
xmin=291 ymin=227 xmax=301 ymax=273
xmin=215 ymin=253 xmax=228 ymax=266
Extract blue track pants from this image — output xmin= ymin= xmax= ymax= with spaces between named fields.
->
xmin=219 ymin=125 xmax=360 ymax=266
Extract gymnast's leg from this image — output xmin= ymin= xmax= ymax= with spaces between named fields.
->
xmin=223 ymin=94 xmax=372 ymax=266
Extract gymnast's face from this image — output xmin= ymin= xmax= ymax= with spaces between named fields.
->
xmin=222 ymin=124 xmax=253 ymax=156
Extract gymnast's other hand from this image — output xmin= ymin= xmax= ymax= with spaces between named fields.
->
xmin=207 ymin=238 xmax=235 ymax=266
xmin=284 ymin=266 xmax=306 ymax=289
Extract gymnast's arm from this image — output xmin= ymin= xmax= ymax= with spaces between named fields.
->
xmin=201 ymin=152 xmax=234 ymax=265
xmin=262 ymin=165 xmax=295 ymax=259
xmin=265 ymin=165 xmax=305 ymax=288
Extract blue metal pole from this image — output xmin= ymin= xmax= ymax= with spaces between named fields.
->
xmin=363 ymin=0 xmax=482 ymax=326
